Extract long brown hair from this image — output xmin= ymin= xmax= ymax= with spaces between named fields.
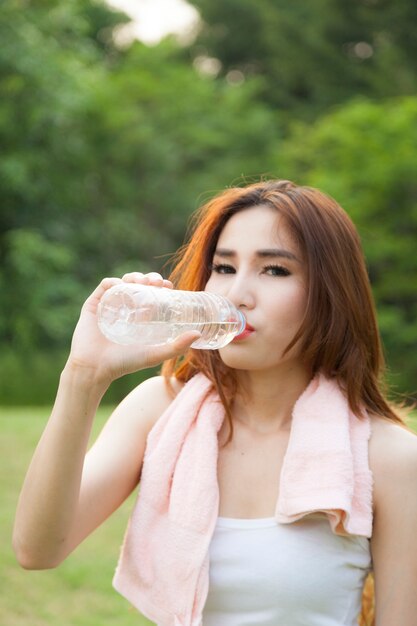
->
xmin=162 ymin=179 xmax=411 ymax=625
xmin=163 ymin=179 xmax=409 ymax=430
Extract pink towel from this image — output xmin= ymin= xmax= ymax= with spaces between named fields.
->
xmin=113 ymin=372 xmax=373 ymax=626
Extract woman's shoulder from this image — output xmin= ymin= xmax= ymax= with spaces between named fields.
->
xmin=368 ymin=413 xmax=417 ymax=615
xmin=369 ymin=412 xmax=417 ymax=452
xmin=368 ymin=413 xmax=417 ymax=515
xmin=112 ymin=376 xmax=183 ymax=437
xmin=129 ymin=375 xmax=185 ymax=433
xmin=137 ymin=374 xmax=185 ymax=397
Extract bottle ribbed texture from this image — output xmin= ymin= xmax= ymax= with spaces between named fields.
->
xmin=97 ymin=283 xmax=245 ymax=350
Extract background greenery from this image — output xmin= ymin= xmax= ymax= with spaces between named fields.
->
xmin=1 ymin=0 xmax=416 ymax=403
xmin=1 ymin=0 xmax=416 ymax=405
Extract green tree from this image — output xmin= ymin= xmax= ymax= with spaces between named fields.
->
xmin=2 ymin=229 xmax=80 ymax=349
xmin=187 ymin=0 xmax=417 ymax=118
xmin=0 ymin=0 xmax=280 ymax=358
xmin=2 ymin=0 xmax=415 ymax=402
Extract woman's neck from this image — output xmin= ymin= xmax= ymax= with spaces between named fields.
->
xmin=232 ymin=363 xmax=312 ymax=434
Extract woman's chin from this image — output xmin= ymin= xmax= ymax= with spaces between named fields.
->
xmin=218 ymin=346 xmax=269 ymax=371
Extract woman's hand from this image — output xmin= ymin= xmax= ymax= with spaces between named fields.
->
xmin=66 ymin=272 xmax=201 ymax=385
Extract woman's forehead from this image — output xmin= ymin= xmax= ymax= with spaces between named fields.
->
xmin=216 ymin=205 xmax=298 ymax=253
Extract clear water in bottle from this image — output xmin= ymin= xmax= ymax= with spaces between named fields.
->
xmin=97 ymin=283 xmax=246 ymax=350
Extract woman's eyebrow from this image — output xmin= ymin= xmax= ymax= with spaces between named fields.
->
xmin=214 ymin=248 xmax=301 ymax=263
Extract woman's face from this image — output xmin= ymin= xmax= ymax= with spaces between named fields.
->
xmin=204 ymin=204 xmax=308 ymax=373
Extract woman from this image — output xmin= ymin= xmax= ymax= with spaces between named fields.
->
xmin=13 ymin=180 xmax=417 ymax=625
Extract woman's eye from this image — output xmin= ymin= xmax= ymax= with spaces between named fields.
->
xmin=263 ymin=264 xmax=291 ymax=277
xmin=210 ymin=263 xmax=235 ymax=274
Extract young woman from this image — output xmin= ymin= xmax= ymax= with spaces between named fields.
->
xmin=13 ymin=180 xmax=417 ymax=625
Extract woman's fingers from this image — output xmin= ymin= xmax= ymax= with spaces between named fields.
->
xmin=73 ymin=274 xmax=199 ymax=379
xmin=143 ymin=331 xmax=202 ymax=368
xmin=121 ymin=271 xmax=171 ymax=286
xmin=84 ymin=271 xmax=173 ymax=314
xmin=171 ymin=331 xmax=203 ymax=352
xmin=122 ymin=271 xmax=147 ymax=283
xmin=82 ymin=277 xmax=123 ymax=314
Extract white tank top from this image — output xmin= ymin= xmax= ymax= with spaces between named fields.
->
xmin=202 ymin=512 xmax=372 ymax=626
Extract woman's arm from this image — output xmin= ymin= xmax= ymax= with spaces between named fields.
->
xmin=370 ymin=422 xmax=417 ymax=625
xmin=12 ymin=273 xmax=199 ymax=570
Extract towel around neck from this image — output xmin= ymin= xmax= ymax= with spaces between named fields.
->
xmin=113 ymin=372 xmax=373 ymax=626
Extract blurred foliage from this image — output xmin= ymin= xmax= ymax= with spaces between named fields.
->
xmin=188 ymin=0 xmax=417 ymax=118
xmin=0 ymin=0 xmax=279 ymax=402
xmin=0 ymin=0 xmax=416 ymax=403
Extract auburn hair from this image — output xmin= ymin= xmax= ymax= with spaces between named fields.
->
xmin=161 ymin=178 xmax=412 ymax=625
xmin=163 ymin=179 xmax=409 ymax=428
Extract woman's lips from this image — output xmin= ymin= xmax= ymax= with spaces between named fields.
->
xmin=233 ymin=323 xmax=255 ymax=341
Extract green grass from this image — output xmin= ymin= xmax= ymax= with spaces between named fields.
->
xmin=0 ymin=406 xmax=154 ymax=626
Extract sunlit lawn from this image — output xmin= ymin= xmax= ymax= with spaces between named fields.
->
xmin=0 ymin=407 xmax=154 ymax=626
xmin=2 ymin=407 xmax=417 ymax=625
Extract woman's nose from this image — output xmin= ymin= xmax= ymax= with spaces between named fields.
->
xmin=224 ymin=275 xmax=255 ymax=310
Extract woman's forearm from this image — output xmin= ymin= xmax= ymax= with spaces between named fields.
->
xmin=12 ymin=361 xmax=109 ymax=569
xmin=12 ymin=274 xmax=200 ymax=570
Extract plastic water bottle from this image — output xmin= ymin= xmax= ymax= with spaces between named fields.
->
xmin=97 ymin=283 xmax=246 ymax=349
